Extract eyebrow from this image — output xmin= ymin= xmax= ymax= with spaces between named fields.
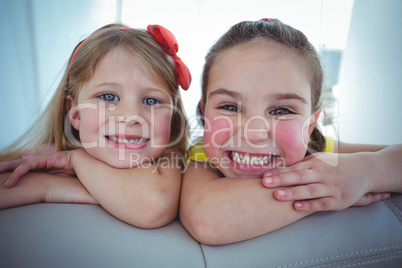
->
xmin=95 ymin=82 xmax=170 ymax=95
xmin=207 ymin=88 xmax=307 ymax=104
xmin=272 ymin=93 xmax=308 ymax=104
xmin=92 ymin=82 xmax=121 ymax=90
xmin=207 ymin=88 xmax=242 ymax=100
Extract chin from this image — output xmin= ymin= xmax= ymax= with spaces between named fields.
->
xmin=102 ymin=159 xmax=132 ymax=169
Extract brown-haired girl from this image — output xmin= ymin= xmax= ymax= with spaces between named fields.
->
xmin=180 ymin=19 xmax=402 ymax=245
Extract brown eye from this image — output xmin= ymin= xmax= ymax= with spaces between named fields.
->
xmin=219 ymin=104 xmax=241 ymax=113
xmin=270 ymin=107 xmax=294 ymax=115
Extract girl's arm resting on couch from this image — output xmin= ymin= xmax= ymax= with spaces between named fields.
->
xmin=1 ymin=149 xmax=182 ymax=228
xmin=0 ymin=172 xmax=97 ymax=210
xmin=70 ymin=150 xmax=182 ymax=229
xmin=179 ymin=161 xmax=312 ymax=245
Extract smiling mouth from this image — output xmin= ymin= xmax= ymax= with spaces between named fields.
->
xmin=106 ymin=136 xmax=149 ymax=144
xmin=229 ymin=151 xmax=277 ymax=166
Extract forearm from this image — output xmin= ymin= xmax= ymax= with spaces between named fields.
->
xmin=71 ymin=150 xmax=181 ymax=228
xmin=180 ymin=164 xmax=312 ymax=245
xmin=368 ymin=144 xmax=402 ymax=193
xmin=0 ymin=172 xmax=95 ymax=209
xmin=336 ymin=141 xmax=387 ymax=153
xmin=0 ymin=172 xmax=46 ymax=209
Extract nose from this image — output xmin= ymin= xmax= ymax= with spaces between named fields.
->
xmin=114 ymin=103 xmax=150 ymax=137
xmin=112 ymin=101 xmax=147 ymax=127
xmin=242 ymin=115 xmax=270 ymax=147
xmin=118 ymin=114 xmax=145 ymax=126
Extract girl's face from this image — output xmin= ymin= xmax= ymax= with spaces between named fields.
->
xmin=68 ymin=47 xmax=173 ymax=168
xmin=202 ymin=41 xmax=319 ymax=178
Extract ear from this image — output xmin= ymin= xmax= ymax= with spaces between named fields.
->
xmin=66 ymin=96 xmax=81 ymax=131
xmin=308 ymin=109 xmax=321 ymax=135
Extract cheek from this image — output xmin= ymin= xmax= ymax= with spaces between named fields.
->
xmin=78 ymin=109 xmax=102 ymax=143
xmin=203 ymin=114 xmax=236 ymax=163
xmin=153 ymin=112 xmax=172 ymax=144
xmin=275 ymin=120 xmax=309 ymax=165
xmin=203 ymin=116 xmax=233 ymax=152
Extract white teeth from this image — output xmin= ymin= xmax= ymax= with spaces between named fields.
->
xmin=108 ymin=136 xmax=148 ymax=144
xmin=231 ymin=152 xmax=274 ymax=166
xmin=244 ymin=155 xmax=250 ymax=164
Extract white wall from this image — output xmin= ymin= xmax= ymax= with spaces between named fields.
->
xmin=0 ymin=0 xmax=355 ymax=149
xmin=1 ymin=0 xmax=40 ymax=148
xmin=0 ymin=0 xmax=117 ymax=148
xmin=336 ymin=0 xmax=402 ymax=144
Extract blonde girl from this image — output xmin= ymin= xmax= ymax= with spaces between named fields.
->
xmin=180 ymin=19 xmax=402 ymax=245
xmin=0 ymin=24 xmax=191 ymax=228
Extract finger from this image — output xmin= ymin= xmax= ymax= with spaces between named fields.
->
xmin=4 ymin=158 xmax=46 ymax=187
xmin=0 ymin=159 xmax=27 ymax=173
xmin=293 ymin=197 xmax=338 ymax=212
xmin=377 ymin=192 xmax=391 ymax=201
xmin=265 ymin=154 xmax=319 ymax=176
xmin=262 ymin=168 xmax=317 ymax=188
xmin=5 ymin=167 xmax=30 ymax=188
xmin=4 ymin=153 xmax=73 ymax=187
xmin=354 ymin=192 xmax=391 ymax=206
xmin=264 ymin=161 xmax=308 ymax=177
xmin=273 ymin=183 xmax=329 ymax=201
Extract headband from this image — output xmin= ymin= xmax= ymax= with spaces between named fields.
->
xmin=69 ymin=25 xmax=191 ymax=91
xmin=261 ymin=18 xmax=274 ymax=22
xmin=69 ymin=26 xmax=130 ymax=69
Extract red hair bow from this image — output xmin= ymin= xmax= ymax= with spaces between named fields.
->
xmin=147 ymin=25 xmax=191 ymax=90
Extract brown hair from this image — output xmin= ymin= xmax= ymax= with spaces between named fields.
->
xmin=1 ymin=24 xmax=188 ymax=161
xmin=197 ymin=19 xmax=325 ymax=154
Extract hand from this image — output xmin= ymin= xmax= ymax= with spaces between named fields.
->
xmin=262 ymin=153 xmax=390 ymax=212
xmin=0 ymin=158 xmax=28 ymax=172
xmin=0 ymin=172 xmax=98 ymax=209
xmin=3 ymin=151 xmax=77 ymax=188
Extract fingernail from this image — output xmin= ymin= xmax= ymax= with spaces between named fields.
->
xmin=295 ymin=202 xmax=302 ymax=208
xmin=264 ymin=177 xmax=273 ymax=184
xmin=277 ymin=190 xmax=286 ymax=197
xmin=4 ymin=179 xmax=10 ymax=185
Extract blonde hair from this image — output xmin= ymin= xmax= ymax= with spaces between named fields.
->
xmin=1 ymin=24 xmax=189 ymax=161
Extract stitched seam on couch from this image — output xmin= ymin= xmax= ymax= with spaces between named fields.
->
xmin=310 ymin=250 xmax=402 ymax=268
xmin=273 ymin=243 xmax=402 ymax=268
xmin=383 ymin=199 xmax=402 ymax=225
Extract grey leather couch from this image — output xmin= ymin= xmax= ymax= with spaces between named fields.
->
xmin=1 ymin=194 xmax=401 ymax=267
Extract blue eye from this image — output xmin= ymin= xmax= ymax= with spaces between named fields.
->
xmin=219 ymin=104 xmax=241 ymax=113
xmin=143 ymin=97 xmax=160 ymax=106
xmin=100 ymin=93 xmax=119 ymax=102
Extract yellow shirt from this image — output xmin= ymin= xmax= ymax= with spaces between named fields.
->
xmin=187 ymin=137 xmax=334 ymax=163
xmin=322 ymin=137 xmax=335 ymax=153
